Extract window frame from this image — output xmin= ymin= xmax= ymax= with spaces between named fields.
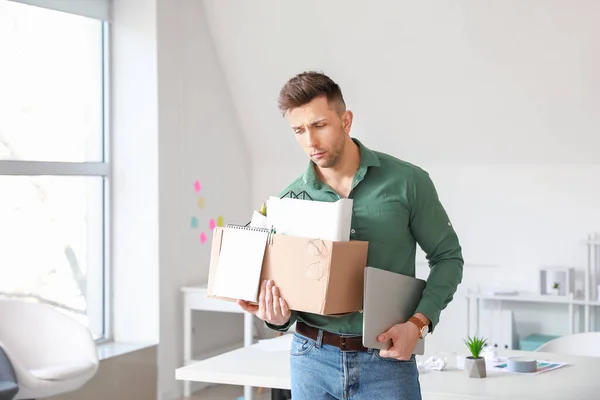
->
xmin=0 ymin=19 xmax=112 ymax=343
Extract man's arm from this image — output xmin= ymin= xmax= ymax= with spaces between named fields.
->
xmin=409 ymin=168 xmax=464 ymax=333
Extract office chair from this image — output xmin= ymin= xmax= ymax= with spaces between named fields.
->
xmin=0 ymin=298 xmax=99 ymax=399
xmin=536 ymin=332 xmax=600 ymax=357
xmin=0 ymin=345 xmax=18 ymax=400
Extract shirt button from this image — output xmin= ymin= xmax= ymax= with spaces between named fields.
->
xmin=351 ymin=229 xmax=356 ymax=234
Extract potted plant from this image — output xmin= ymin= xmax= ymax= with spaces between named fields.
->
xmin=464 ymin=336 xmax=487 ymax=378
xmin=551 ymin=282 xmax=560 ymax=295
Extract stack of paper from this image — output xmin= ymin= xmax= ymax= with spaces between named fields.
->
xmin=266 ymin=197 xmax=353 ymax=241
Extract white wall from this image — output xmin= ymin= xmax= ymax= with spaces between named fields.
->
xmin=156 ymin=0 xmax=251 ymax=398
xmin=111 ymin=0 xmax=253 ymax=398
xmin=204 ymin=0 xmax=600 ymax=352
xmin=112 ymin=1 xmax=600 ymax=398
xmin=419 ymin=165 xmax=600 ymax=350
xmin=204 ymin=0 xmax=600 ymax=197
xmin=111 ymin=0 xmax=159 ymax=344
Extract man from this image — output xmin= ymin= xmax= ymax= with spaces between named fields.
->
xmin=238 ymin=71 xmax=463 ymax=400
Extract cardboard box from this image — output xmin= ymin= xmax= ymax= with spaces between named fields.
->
xmin=207 ymin=226 xmax=368 ymax=315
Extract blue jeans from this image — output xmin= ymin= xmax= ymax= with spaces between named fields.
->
xmin=290 ymin=331 xmax=422 ymax=400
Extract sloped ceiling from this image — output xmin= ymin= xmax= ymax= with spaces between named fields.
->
xmin=203 ymin=0 xmax=600 ymax=165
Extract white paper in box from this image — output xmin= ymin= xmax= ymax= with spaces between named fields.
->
xmin=266 ymin=197 xmax=353 ymax=241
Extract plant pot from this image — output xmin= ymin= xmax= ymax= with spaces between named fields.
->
xmin=465 ymin=356 xmax=486 ymax=378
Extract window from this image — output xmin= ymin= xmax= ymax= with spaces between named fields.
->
xmin=0 ymin=1 xmax=109 ymax=341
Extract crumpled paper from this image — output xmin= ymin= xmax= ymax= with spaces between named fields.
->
xmin=482 ymin=346 xmax=499 ymax=362
xmin=417 ymin=356 xmax=447 ymax=373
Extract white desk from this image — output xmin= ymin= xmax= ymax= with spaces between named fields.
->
xmin=176 ymin=337 xmax=600 ymax=400
xmin=181 ymin=284 xmax=255 ymax=399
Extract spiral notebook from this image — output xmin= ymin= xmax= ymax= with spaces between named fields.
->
xmin=211 ymin=224 xmax=270 ymax=302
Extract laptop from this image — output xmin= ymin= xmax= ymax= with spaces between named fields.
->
xmin=362 ymin=266 xmax=427 ymax=355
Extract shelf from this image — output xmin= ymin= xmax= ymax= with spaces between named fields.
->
xmin=575 ymin=299 xmax=600 ymax=306
xmin=466 ymin=233 xmax=600 ymax=338
xmin=467 ymin=292 xmax=600 ymax=306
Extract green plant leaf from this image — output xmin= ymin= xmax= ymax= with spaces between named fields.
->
xmin=464 ymin=335 xmax=488 ymax=358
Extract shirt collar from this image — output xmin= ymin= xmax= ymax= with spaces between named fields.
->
xmin=302 ymin=138 xmax=380 ymax=187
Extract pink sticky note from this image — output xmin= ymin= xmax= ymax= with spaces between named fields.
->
xmin=200 ymin=232 xmax=207 ymax=244
xmin=194 ymin=180 xmax=202 ymax=192
xmin=209 ymin=218 xmax=216 ymax=230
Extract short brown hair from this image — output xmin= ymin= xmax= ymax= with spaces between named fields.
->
xmin=277 ymin=71 xmax=346 ymax=116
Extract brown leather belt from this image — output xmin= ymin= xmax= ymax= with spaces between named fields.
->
xmin=296 ymin=321 xmax=368 ymax=352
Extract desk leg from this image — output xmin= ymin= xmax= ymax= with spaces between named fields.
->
xmin=244 ymin=312 xmax=254 ymax=347
xmin=183 ymin=305 xmax=191 ymax=398
xmin=244 ymin=312 xmax=254 ymax=400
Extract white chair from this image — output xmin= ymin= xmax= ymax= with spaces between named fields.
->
xmin=0 ymin=299 xmax=99 ymax=399
xmin=0 ymin=345 xmax=18 ymax=400
xmin=536 ymin=332 xmax=600 ymax=357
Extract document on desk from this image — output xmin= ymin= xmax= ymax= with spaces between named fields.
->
xmin=492 ymin=358 xmax=569 ymax=375
xmin=212 ymin=226 xmax=269 ymax=302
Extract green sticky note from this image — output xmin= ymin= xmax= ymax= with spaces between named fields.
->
xmin=191 ymin=217 xmax=198 ymax=228
xmin=217 ymin=216 xmax=224 ymax=227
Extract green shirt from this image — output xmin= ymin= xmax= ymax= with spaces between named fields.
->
xmin=266 ymin=138 xmax=463 ymax=335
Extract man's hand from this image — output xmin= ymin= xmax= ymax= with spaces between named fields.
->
xmin=377 ymin=321 xmax=420 ymax=361
xmin=237 ymin=279 xmax=291 ymax=326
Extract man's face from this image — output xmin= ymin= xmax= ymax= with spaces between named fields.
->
xmin=287 ymin=96 xmax=352 ymax=169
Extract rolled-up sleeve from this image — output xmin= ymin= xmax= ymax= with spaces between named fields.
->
xmin=265 ymin=311 xmax=297 ymax=332
xmin=409 ymin=168 xmax=464 ymax=332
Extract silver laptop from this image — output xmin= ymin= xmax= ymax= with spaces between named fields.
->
xmin=362 ymin=266 xmax=427 ymax=355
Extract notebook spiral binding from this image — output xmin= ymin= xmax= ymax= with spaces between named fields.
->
xmin=225 ymin=224 xmax=275 ymax=246
xmin=226 ymin=224 xmax=269 ymax=232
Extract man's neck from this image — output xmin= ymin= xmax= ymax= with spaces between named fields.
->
xmin=315 ymin=138 xmax=361 ymax=187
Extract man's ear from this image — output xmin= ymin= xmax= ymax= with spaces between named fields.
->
xmin=342 ymin=110 xmax=353 ymax=134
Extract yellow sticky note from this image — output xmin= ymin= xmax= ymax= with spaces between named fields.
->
xmin=217 ymin=216 xmax=224 ymax=227
xmin=197 ymin=197 xmax=205 ymax=208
